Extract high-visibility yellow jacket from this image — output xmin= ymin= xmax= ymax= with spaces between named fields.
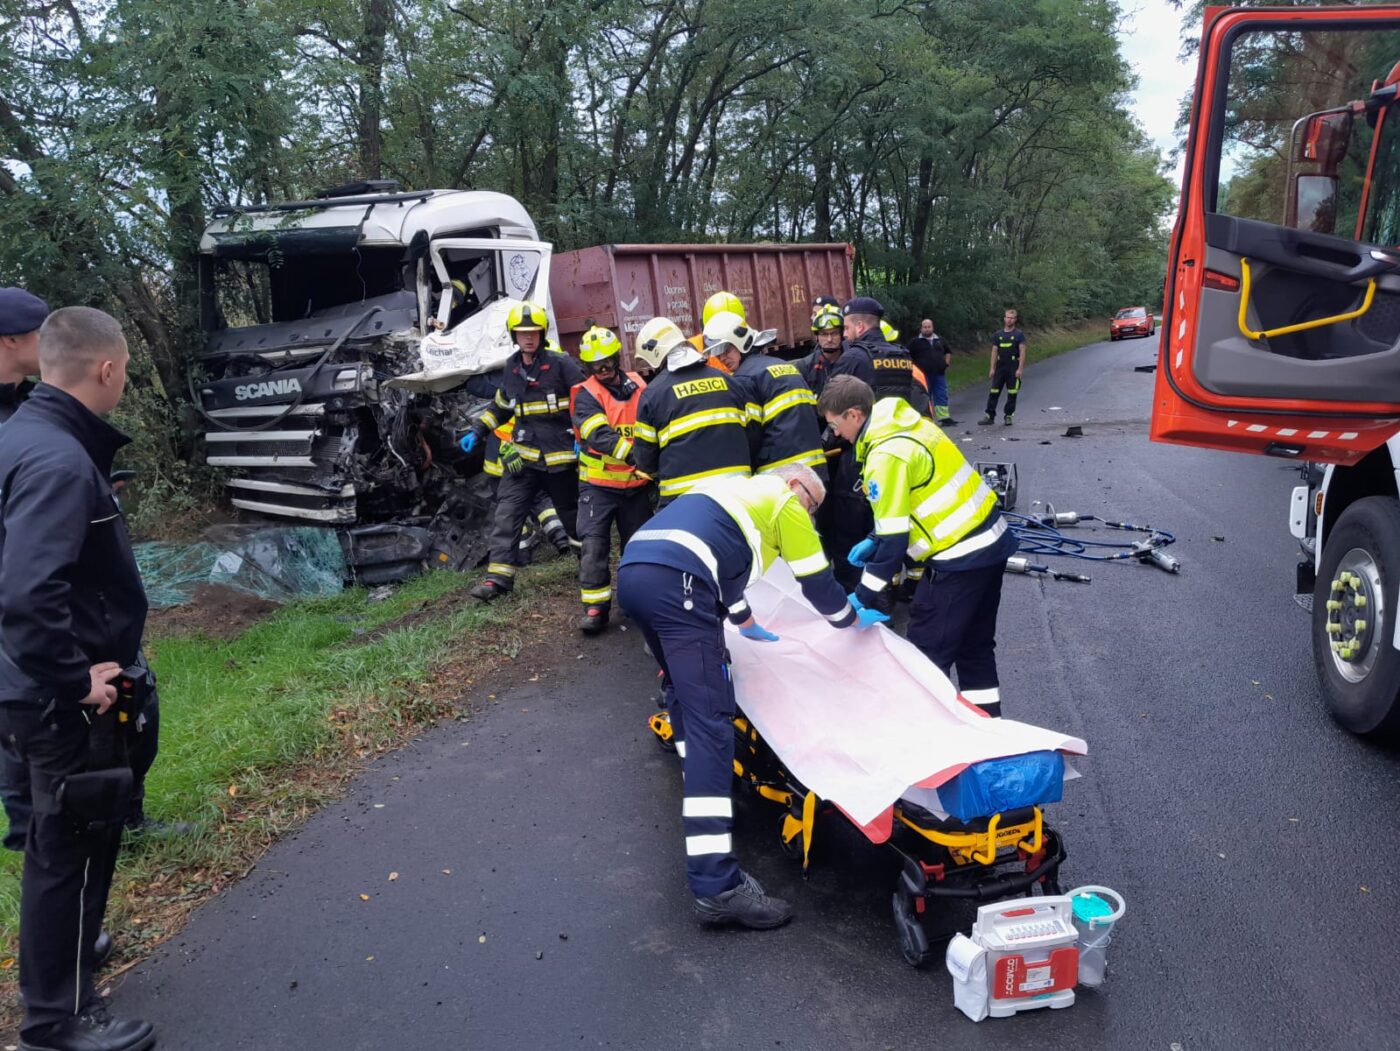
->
xmin=853 ymin=398 xmax=1006 ymax=604
xmin=621 ymin=474 xmax=855 ymax=627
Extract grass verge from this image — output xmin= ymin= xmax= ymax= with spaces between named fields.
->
xmin=945 ymin=320 xmax=1107 ymax=395
xmin=0 ymin=557 xmax=578 ymax=1017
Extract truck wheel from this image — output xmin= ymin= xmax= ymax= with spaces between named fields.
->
xmin=1312 ymin=496 xmax=1400 ymax=736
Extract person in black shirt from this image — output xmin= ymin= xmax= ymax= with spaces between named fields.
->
xmin=981 ymin=308 xmax=1027 ymax=426
xmin=908 ymin=318 xmax=954 ymax=426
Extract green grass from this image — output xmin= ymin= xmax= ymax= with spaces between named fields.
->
xmin=0 ymin=559 xmax=576 ymax=969
xmin=945 ymin=320 xmax=1107 ymax=395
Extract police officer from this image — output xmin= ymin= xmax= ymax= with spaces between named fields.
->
xmin=460 ymin=301 xmax=585 ymax=600
xmin=820 ymin=375 xmax=1018 ymax=718
xmin=616 ymin=467 xmax=887 ymax=929
xmin=841 ymin=297 xmax=926 ymax=413
xmin=571 ymin=325 xmax=653 ymax=635
xmin=981 ymin=308 xmax=1028 ymax=426
xmin=0 ymin=307 xmax=155 ymax=1051
xmin=702 ymin=311 xmax=826 ymax=481
xmin=631 ymin=316 xmax=759 ymax=504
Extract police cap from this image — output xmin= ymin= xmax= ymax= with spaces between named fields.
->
xmin=0 ymin=288 xmax=49 ymax=336
xmin=842 ymin=295 xmax=884 ymax=318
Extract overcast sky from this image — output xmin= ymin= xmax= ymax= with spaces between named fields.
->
xmin=1118 ymin=0 xmax=1197 ymax=192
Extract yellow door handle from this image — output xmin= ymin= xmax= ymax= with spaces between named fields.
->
xmin=1237 ymin=258 xmax=1376 ymax=341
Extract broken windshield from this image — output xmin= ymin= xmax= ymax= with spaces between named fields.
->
xmin=209 ymin=244 xmax=412 ymax=330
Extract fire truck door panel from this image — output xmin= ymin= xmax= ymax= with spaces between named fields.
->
xmin=1193 ymin=215 xmax=1400 ymax=404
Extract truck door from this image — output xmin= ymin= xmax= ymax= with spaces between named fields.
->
xmin=1155 ymin=8 xmax=1400 ymax=465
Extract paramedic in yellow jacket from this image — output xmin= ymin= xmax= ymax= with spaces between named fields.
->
xmin=818 ymin=375 xmax=1019 ymax=717
xmin=617 ymin=467 xmax=888 ymax=930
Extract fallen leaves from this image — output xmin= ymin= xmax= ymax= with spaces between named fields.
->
xmin=359 ymin=894 xmax=371 ymax=902
xmin=388 ymin=872 xmax=399 ymax=882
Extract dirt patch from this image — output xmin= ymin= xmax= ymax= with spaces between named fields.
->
xmin=145 ymin=584 xmax=281 ymax=641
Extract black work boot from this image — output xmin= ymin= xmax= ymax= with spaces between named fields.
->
xmin=694 ymin=870 xmax=793 ymax=930
xmin=579 ymin=607 xmax=609 ymax=635
xmin=978 ymin=413 xmax=995 ymax=425
xmin=470 ymin=579 xmax=510 ymax=601
xmin=20 ymin=998 xmax=155 ymax=1051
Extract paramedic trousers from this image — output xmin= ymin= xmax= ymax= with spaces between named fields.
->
xmin=906 ymin=561 xmax=1006 ymax=717
xmin=483 ymin=467 xmax=579 ymax=590
xmin=616 ymin=563 xmax=740 ymax=898
xmin=985 ymin=363 xmax=1021 ymax=419
xmin=0 ymin=703 xmax=122 ymax=1039
xmin=577 ymin=484 xmax=654 ymax=612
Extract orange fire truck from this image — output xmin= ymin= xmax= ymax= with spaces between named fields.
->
xmin=1156 ymin=6 xmax=1400 ymax=735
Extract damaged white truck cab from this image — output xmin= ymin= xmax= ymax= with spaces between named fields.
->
xmin=196 ymin=181 xmax=553 ymax=579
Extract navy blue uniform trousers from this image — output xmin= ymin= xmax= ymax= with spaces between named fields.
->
xmin=906 ymin=561 xmax=1007 ymax=716
xmin=616 ymin=562 xmax=740 ymax=898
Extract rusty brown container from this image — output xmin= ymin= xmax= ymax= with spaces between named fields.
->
xmin=549 ymin=242 xmax=855 ymax=364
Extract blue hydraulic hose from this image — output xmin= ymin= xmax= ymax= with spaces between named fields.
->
xmin=1004 ymin=512 xmax=1177 ymax=563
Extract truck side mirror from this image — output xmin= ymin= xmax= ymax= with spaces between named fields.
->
xmin=1288 ymin=173 xmax=1339 ymax=233
xmin=1295 ymin=109 xmax=1353 ymax=172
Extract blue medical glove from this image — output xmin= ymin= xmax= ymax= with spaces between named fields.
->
xmin=847 ymin=591 xmax=865 ymax=611
xmin=459 ymin=431 xmax=479 ymax=454
xmin=573 ymin=439 xmax=581 ymax=455
xmin=848 ymin=537 xmax=876 ymax=567
xmin=739 ymin=622 xmax=779 ymax=642
xmin=855 ymin=606 xmax=890 ymax=630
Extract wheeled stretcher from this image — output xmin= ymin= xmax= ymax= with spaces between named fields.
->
xmin=648 ymin=707 xmax=1069 ymax=966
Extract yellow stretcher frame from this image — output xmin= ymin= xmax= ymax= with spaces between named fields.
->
xmin=895 ymin=805 xmax=1043 ymax=866
xmin=1237 ymin=257 xmax=1377 ymax=341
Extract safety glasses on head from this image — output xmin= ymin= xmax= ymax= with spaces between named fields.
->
xmin=701 ymin=310 xmax=754 ymax=355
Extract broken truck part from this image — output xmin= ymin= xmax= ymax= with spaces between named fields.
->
xmin=195 ymin=182 xmax=553 ymax=581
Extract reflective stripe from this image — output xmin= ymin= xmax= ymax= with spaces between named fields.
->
xmin=658 ymin=464 xmax=751 ymax=497
xmin=543 ymin=449 xmax=578 ymax=466
xmin=932 ymin=482 xmax=994 ymax=540
xmin=787 ymin=551 xmax=829 ymax=577
xmin=728 ymin=598 xmax=751 ymax=618
xmin=581 ymin=586 xmax=613 ymax=603
xmin=760 ymin=388 xmax=816 ymax=423
xmin=513 ymin=443 xmax=541 ymax=461
xmin=483 ymin=460 xmax=503 ymax=477
xmin=825 ymin=603 xmax=855 ymax=623
xmin=756 ymin=448 xmax=826 ymax=472
xmin=860 ymin=569 xmax=887 ymax=591
xmin=912 ymin=463 xmax=975 ymax=522
xmin=633 ymin=421 xmax=658 ymax=442
xmin=685 ymin=833 xmax=733 ymax=856
xmin=487 ymin=563 xmax=517 ymax=576
xmin=675 ymin=739 xmax=687 ymax=758
xmin=906 ymin=565 xmax=925 ymax=579
xmin=962 ymin=687 xmax=1000 ymax=705
xmin=519 ymin=399 xmax=554 ymax=415
xmin=875 ymin=515 xmax=910 ymax=534
xmin=909 ymin=537 xmax=932 ymax=559
xmin=657 ymin=407 xmax=748 ymax=446
xmin=682 ymin=796 xmax=733 ymax=819
xmin=612 ymin=436 xmax=632 ymax=461
xmin=537 ymin=507 xmax=559 ymax=523
xmin=931 ymin=516 xmax=1007 ymax=561
xmin=480 ymin=410 xmax=500 ymax=430
xmin=579 ymin=413 xmax=608 ymax=438
xmin=629 ymin=528 xmax=720 ymax=582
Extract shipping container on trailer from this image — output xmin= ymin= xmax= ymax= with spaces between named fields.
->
xmin=550 ymin=242 xmax=855 ymax=363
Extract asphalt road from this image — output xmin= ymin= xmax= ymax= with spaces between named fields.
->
xmin=115 ymin=337 xmax=1400 ymax=1050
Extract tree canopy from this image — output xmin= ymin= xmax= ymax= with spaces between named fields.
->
xmin=0 ymin=0 xmax=1173 ymax=481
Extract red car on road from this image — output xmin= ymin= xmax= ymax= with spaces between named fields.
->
xmin=1110 ymin=306 xmax=1155 ymax=340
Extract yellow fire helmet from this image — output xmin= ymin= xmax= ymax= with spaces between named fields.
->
xmin=702 ymin=291 xmax=746 ymax=327
xmin=578 ymin=325 xmax=623 ymax=364
xmin=812 ymin=305 xmax=842 ymax=332
xmin=507 ymin=300 xmax=547 ymax=333
xmin=545 ymin=337 xmax=561 ymax=354
xmin=634 ymin=316 xmax=689 ymax=369
xmin=880 ymin=319 xmax=900 ymax=343
xmin=702 ymin=310 xmax=755 ymax=356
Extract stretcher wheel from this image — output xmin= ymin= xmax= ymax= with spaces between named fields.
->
xmin=891 ymin=888 xmax=934 ymax=968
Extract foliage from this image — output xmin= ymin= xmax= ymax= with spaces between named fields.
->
xmin=0 ymin=0 xmax=1174 ymax=487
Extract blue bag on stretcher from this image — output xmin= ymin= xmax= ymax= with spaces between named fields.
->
xmin=937 ymin=751 xmax=1065 ymax=822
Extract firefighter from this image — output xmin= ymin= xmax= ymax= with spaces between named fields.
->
xmin=841 ymin=297 xmax=926 ymax=412
xmin=702 ymin=311 xmax=826 ymax=481
xmin=482 ymin=419 xmax=574 ymax=558
xmin=631 ymin=316 xmax=759 ymax=504
xmin=819 ymin=375 xmax=1018 ymax=717
xmin=798 ymin=305 xmax=875 ymax=589
xmin=459 ymin=301 xmax=584 ymax=600
xmin=616 ymin=467 xmax=887 ymax=929
xmin=571 ymin=325 xmax=653 ymax=636
xmin=687 ymin=290 xmax=747 ymax=351
xmin=981 ymin=308 xmax=1027 ymax=426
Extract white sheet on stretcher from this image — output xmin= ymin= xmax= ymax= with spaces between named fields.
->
xmin=724 ymin=563 xmax=1087 ymax=843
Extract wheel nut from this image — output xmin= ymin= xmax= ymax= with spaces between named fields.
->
xmin=1355 ymin=619 xmax=1367 ymax=634
xmin=1327 ymin=622 xmax=1342 ymax=634
xmin=1355 ymin=595 xmax=1367 ymax=609
xmin=1327 ymin=600 xmax=1343 ymax=612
